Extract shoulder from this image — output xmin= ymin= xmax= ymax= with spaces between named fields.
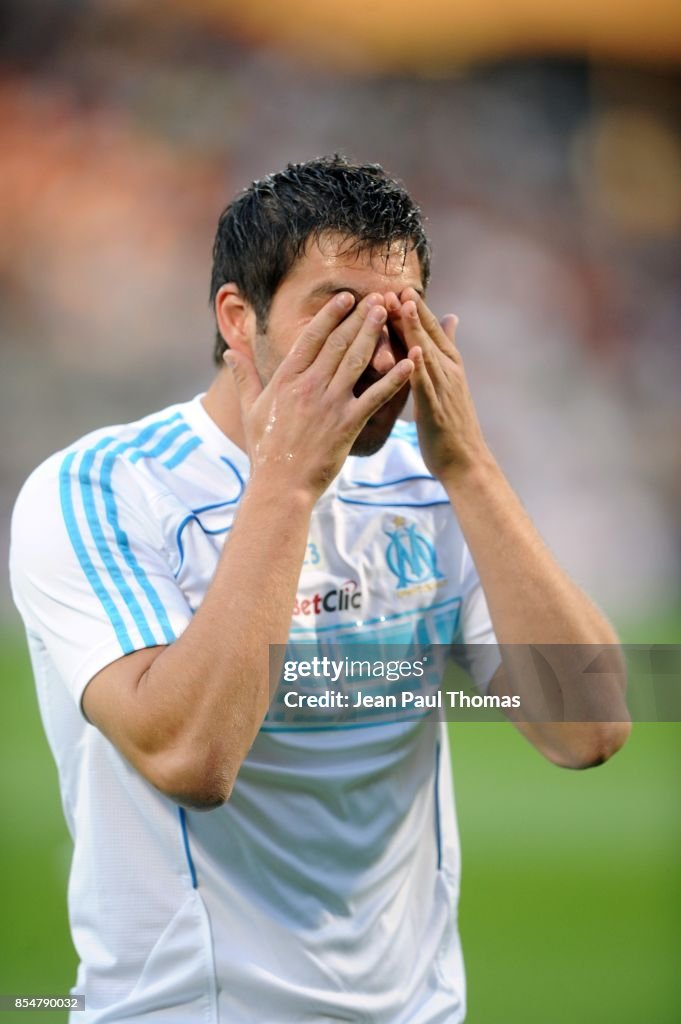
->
xmin=10 ymin=402 xmax=195 ymax=572
xmin=14 ymin=401 xmax=198 ymax=509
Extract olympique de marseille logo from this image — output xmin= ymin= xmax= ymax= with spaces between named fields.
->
xmin=384 ymin=516 xmax=444 ymax=590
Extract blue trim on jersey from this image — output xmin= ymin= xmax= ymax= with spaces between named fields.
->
xmin=79 ymin=437 xmax=159 ymax=648
xmin=434 ymin=739 xmax=442 ymax=870
xmin=174 ymin=518 xmax=233 ymax=578
xmin=173 ymin=459 xmax=245 ymax=577
xmin=178 ymin=807 xmax=198 ymax=889
xmin=163 ymin=436 xmax=203 ymax=470
xmin=390 ymin=422 xmax=420 ymax=448
xmin=97 ymin=419 xmax=184 ymax=644
xmin=64 ymin=412 xmax=183 ymax=651
xmin=220 ymin=456 xmax=246 ymax=489
xmin=337 ymin=497 xmax=450 ymax=508
xmin=347 ymin=474 xmax=436 ymax=488
xmin=416 ymin=616 xmax=431 ymax=646
xmin=260 ymin=712 xmax=433 ymax=732
xmin=128 ymin=422 xmax=190 ymax=464
xmin=289 ymin=595 xmax=462 ymax=635
xmin=59 ymin=450 xmax=135 ymax=653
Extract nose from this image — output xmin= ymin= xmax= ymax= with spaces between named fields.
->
xmin=370 ymin=326 xmax=397 ymax=376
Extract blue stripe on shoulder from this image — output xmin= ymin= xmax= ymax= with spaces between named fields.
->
xmin=63 ymin=409 xmax=216 ymax=649
xmin=71 ymin=412 xmax=182 ymax=648
xmin=59 ymin=449 xmax=135 ymax=654
xmin=79 ymin=438 xmax=158 ymax=647
xmin=164 ymin=436 xmax=202 ymax=470
xmin=96 ymin=416 xmax=185 ymax=644
xmin=128 ymin=422 xmax=189 ymax=464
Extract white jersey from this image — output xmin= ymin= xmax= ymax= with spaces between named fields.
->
xmin=10 ymin=395 xmax=498 ymax=1024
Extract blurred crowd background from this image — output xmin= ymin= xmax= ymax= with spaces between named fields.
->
xmin=0 ymin=0 xmax=680 ymax=624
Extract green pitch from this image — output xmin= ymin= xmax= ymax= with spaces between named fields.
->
xmin=0 ymin=618 xmax=679 ymax=1023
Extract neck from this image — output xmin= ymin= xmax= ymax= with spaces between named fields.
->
xmin=201 ymin=367 xmax=247 ymax=454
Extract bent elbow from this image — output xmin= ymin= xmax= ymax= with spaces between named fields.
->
xmin=145 ymin=750 xmax=236 ymax=810
xmin=172 ymin=780 xmax=233 ymax=811
xmin=556 ymin=720 xmax=632 ymax=770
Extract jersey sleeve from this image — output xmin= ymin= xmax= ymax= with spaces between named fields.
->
xmin=452 ymin=547 xmax=501 ymax=692
xmin=9 ymin=449 xmax=193 ymax=710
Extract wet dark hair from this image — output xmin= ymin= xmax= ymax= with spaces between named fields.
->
xmin=209 ymin=154 xmax=431 ymax=364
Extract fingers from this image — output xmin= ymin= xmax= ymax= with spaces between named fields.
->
xmin=313 ymin=293 xmax=384 ymax=380
xmin=384 ymin=291 xmax=402 ymax=318
xmin=352 ymin=358 xmax=414 ymax=423
xmin=331 ymin=302 xmax=390 ymax=391
xmin=440 ymin=314 xmax=459 ymax=344
xmin=224 ymin=350 xmax=263 ymax=410
xmin=283 ymin=291 xmax=356 ymax=373
xmin=401 ymin=288 xmax=459 ymax=358
xmin=400 ymin=299 xmax=446 ymax=386
xmin=408 ymin=346 xmax=439 ymax=409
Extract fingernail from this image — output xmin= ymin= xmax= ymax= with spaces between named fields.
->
xmin=369 ymin=306 xmax=387 ymax=324
xmin=336 ymin=292 xmax=354 ymax=309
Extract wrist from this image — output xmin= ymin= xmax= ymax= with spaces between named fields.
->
xmin=246 ymin=466 xmax=319 ymax=514
xmin=439 ymin=447 xmax=499 ymax=497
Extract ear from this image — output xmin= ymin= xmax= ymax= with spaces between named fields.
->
xmin=215 ymin=283 xmax=257 ymax=356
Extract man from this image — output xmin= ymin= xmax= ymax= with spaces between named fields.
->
xmin=10 ymin=155 xmax=629 ymax=1023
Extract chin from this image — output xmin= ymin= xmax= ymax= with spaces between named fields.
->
xmin=350 ymin=431 xmax=392 ymax=457
xmin=350 ymin=389 xmax=409 ymax=457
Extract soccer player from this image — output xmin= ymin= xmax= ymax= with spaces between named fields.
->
xmin=10 ymin=156 xmax=629 ymax=1023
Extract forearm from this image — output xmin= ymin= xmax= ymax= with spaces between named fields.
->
xmin=84 ymin=291 xmax=416 ymax=806
xmin=394 ymin=290 xmax=629 ymax=764
xmin=444 ymin=456 xmax=630 ymax=761
xmin=130 ymin=473 xmax=314 ymax=804
xmin=444 ymin=454 xmax=616 ymax=646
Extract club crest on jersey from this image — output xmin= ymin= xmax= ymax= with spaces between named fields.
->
xmin=384 ymin=517 xmax=444 ymax=592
